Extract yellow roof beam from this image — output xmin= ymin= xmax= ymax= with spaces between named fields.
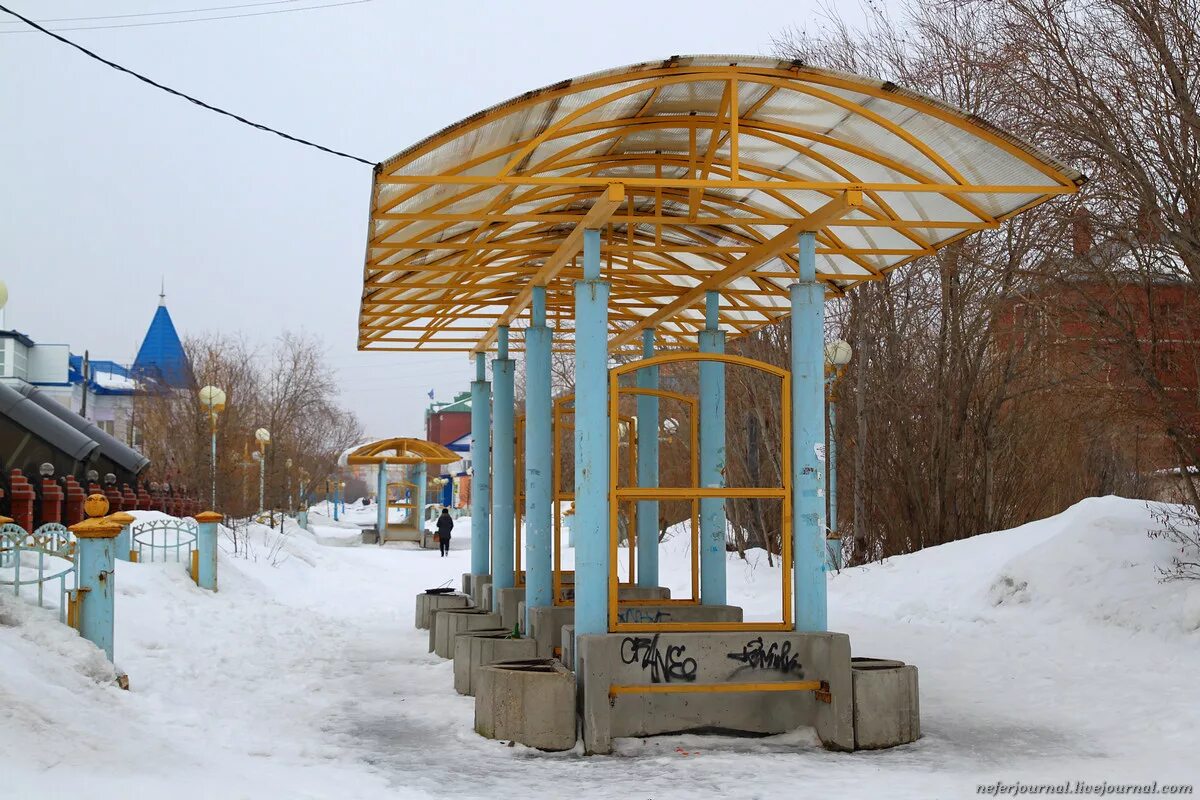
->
xmin=473 ymin=183 xmax=624 ymax=354
xmin=607 ymin=189 xmax=863 ymax=351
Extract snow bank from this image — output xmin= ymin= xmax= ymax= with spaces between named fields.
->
xmin=830 ymin=496 xmax=1200 ymax=637
xmin=2 ymin=498 xmax=1197 ymax=798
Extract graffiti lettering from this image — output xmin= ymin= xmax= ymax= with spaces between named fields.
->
xmin=620 ymin=634 xmax=697 ymax=683
xmin=616 ymin=608 xmax=671 ymax=624
xmin=726 ymin=637 xmax=802 ymax=674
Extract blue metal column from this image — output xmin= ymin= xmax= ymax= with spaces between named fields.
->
xmin=574 ymin=229 xmax=610 ymax=656
xmin=470 ymin=353 xmax=492 ymax=576
xmin=70 ymin=518 xmax=120 ymax=662
xmin=195 ymin=510 xmax=220 ymax=591
xmin=376 ymin=462 xmax=388 ymax=540
xmin=415 ymin=462 xmax=428 ymax=535
xmin=524 ymin=287 xmax=553 ymax=629
xmin=698 ymin=290 xmax=727 ymax=605
xmin=636 ymin=328 xmax=659 ymax=587
xmin=491 ymin=327 xmax=516 ymax=606
xmin=114 ymin=516 xmax=132 ymax=562
xmin=792 ymin=231 xmax=827 ymax=631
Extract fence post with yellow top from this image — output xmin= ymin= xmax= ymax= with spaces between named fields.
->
xmin=69 ymin=494 xmax=122 ymax=662
xmin=109 ymin=511 xmax=135 ymax=562
xmin=194 ymin=511 xmax=222 ymax=591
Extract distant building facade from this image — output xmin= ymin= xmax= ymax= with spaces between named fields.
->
xmin=0 ymin=294 xmax=193 ymax=447
xmin=425 ymin=391 xmax=472 ymax=508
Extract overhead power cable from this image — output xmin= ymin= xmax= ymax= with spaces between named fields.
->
xmin=0 ymin=0 xmax=374 ymax=33
xmin=0 ymin=0 xmax=305 ymax=24
xmin=0 ymin=3 xmax=376 ymax=167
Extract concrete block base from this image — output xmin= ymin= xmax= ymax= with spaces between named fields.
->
xmin=430 ymin=609 xmax=502 ymax=658
xmin=527 ymin=602 xmax=744 ymax=661
xmin=852 ymin=660 xmax=920 ymax=749
xmin=414 ymin=591 xmax=472 ymax=630
xmin=453 ymin=631 xmax=539 ymax=696
xmin=495 ymin=587 xmax=525 ymax=632
xmin=463 ymin=573 xmax=491 ymax=601
xmin=475 ymin=659 xmax=577 ymax=751
xmin=476 ymin=578 xmax=494 ymax=612
xmin=577 ymin=631 xmax=854 ymax=755
xmin=562 ymin=624 xmax=575 ymax=667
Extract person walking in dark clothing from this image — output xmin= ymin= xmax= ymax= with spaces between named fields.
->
xmin=436 ymin=507 xmax=453 ymax=557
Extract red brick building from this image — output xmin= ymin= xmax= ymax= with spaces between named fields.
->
xmin=425 ymin=392 xmax=472 ymax=507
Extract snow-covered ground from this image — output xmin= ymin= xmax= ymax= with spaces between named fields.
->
xmin=3 ymin=497 xmax=1199 ymax=798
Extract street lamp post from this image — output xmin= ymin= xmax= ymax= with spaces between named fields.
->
xmin=824 ymin=339 xmax=853 ymax=571
xmin=285 ymin=458 xmax=293 ymax=513
xmin=254 ymin=428 xmax=270 ymax=514
xmin=198 ymin=386 xmax=226 ymax=510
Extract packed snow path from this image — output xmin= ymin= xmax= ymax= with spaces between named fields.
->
xmin=4 ymin=497 xmax=1199 ymax=798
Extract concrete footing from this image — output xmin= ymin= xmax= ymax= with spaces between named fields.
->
xmin=415 ymin=591 xmax=472 ymax=630
xmin=475 ymin=578 xmax=494 ymax=612
xmin=475 ymin=659 xmax=577 ymax=751
xmin=577 ymin=631 xmax=855 ymax=755
xmin=852 ymin=660 xmax=920 ymax=749
xmin=453 ymin=631 xmax=539 ymax=696
xmin=495 ymin=587 xmax=525 ymax=631
xmin=430 ymin=609 xmax=502 ymax=658
xmin=562 ymin=624 xmax=575 ymax=667
xmin=463 ymin=572 xmax=491 ymax=601
xmin=527 ymin=603 xmax=744 ymax=660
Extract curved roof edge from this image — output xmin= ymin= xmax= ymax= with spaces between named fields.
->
xmin=0 ymin=382 xmax=99 ymax=463
xmin=343 ymin=437 xmax=460 ymax=466
xmin=376 ymin=54 xmax=1084 ymax=185
xmin=17 ymin=384 xmax=150 ymax=475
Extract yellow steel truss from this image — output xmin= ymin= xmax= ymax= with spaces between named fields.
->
xmin=358 ymin=58 xmax=1081 ymax=354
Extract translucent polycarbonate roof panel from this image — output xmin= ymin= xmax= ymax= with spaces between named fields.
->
xmin=359 ymin=56 xmax=1082 ymax=353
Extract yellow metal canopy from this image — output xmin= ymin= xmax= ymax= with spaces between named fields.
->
xmin=359 ymin=55 xmax=1082 ymax=354
xmin=344 ymin=438 xmax=460 ymax=466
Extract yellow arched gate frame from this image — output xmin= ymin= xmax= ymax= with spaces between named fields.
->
xmin=608 ymin=353 xmax=793 ymax=633
xmin=386 ymin=480 xmax=417 ymax=527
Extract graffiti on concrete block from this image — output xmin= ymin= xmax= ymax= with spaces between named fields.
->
xmin=620 ymin=634 xmax=697 ymax=683
xmin=726 ymin=637 xmax=802 ymax=674
xmin=616 ymin=608 xmax=671 ymax=624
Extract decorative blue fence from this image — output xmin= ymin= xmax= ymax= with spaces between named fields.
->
xmin=131 ymin=518 xmax=197 ymax=569
xmin=0 ymin=522 xmax=78 ymax=624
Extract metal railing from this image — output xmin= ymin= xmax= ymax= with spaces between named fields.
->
xmin=0 ymin=522 xmax=78 ymax=624
xmin=131 ymin=518 xmax=197 ymax=565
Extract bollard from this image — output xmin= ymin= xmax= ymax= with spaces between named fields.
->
xmin=9 ymin=470 xmax=34 ymax=532
xmin=64 ymin=476 xmax=86 ymax=524
xmin=109 ymin=511 xmax=135 ymax=562
xmin=136 ymin=485 xmax=151 ymax=511
xmin=69 ymin=504 xmax=121 ymax=663
xmin=194 ymin=511 xmax=222 ymax=591
xmin=105 ymin=486 xmax=123 ymax=512
xmin=41 ymin=476 xmax=64 ymax=524
xmin=121 ymin=484 xmax=137 ymax=513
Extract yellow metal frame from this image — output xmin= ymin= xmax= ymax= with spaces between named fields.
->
xmin=385 ymin=479 xmax=418 ymax=526
xmin=358 ymin=59 xmax=1080 ymax=354
xmin=609 ymin=680 xmax=824 ymax=698
xmin=345 ymin=437 xmax=459 ymax=466
xmin=607 ymin=353 xmax=792 ymax=633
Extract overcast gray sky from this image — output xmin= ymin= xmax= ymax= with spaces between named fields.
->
xmin=1 ymin=0 xmax=863 ymax=438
